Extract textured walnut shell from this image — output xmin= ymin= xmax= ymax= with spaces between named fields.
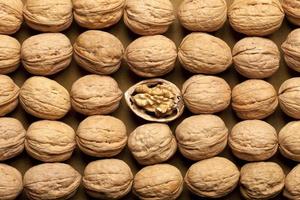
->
xmin=282 ymin=0 xmax=300 ymax=26
xmin=23 ymin=163 xmax=81 ymax=200
xmin=124 ymin=0 xmax=175 ymax=35
xmin=83 ymin=159 xmax=133 ymax=199
xmin=175 ymin=114 xmax=228 ymax=161
xmin=0 ymin=164 xmax=22 ymax=200
xmin=23 ymin=0 xmax=73 ymax=32
xmin=228 ymin=0 xmax=284 ymax=36
xmin=21 ymin=33 xmax=73 ymax=76
xmin=73 ymin=0 xmax=125 ymax=29
xmin=185 ymin=157 xmax=240 ymax=198
xmin=178 ymin=0 xmax=227 ymax=32
xmin=232 ymin=79 xmax=278 ymax=119
xmin=182 ymin=75 xmax=231 ymax=114
xmin=128 ymin=123 xmax=177 ymax=165
xmin=0 ymin=35 xmax=21 ymax=74
xmin=178 ymin=33 xmax=232 ymax=74
xmin=282 ymin=29 xmax=300 ymax=72
xmin=0 ymin=0 xmax=23 ymax=35
xmin=229 ymin=120 xmax=278 ymax=161
xmin=240 ymin=162 xmax=285 ymax=200
xmin=19 ymin=76 xmax=71 ymax=120
xmin=76 ymin=115 xmax=127 ymax=157
xmin=133 ymin=164 xmax=183 ymax=200
xmin=71 ymin=75 xmax=122 ymax=115
xmin=0 ymin=75 xmax=19 ymax=116
xmin=124 ymin=35 xmax=177 ymax=77
xmin=74 ymin=30 xmax=124 ymax=75
xmin=284 ymin=164 xmax=300 ymax=199
xmin=233 ymin=37 xmax=280 ymax=78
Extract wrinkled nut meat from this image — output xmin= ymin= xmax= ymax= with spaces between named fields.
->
xmin=284 ymin=164 xmax=300 ymax=199
xmin=228 ymin=0 xmax=284 ymax=36
xmin=25 ymin=120 xmax=76 ymax=162
xmin=233 ymin=37 xmax=280 ymax=78
xmin=125 ymin=79 xmax=184 ymax=122
xmin=185 ymin=157 xmax=240 ymax=198
xmin=23 ymin=0 xmax=73 ymax=32
xmin=182 ymin=75 xmax=231 ymax=114
xmin=23 ymin=163 xmax=81 ymax=200
xmin=76 ymin=115 xmax=127 ymax=157
xmin=0 ymin=35 xmax=21 ymax=74
xmin=178 ymin=0 xmax=227 ymax=32
xmin=232 ymin=79 xmax=278 ymax=119
xmin=124 ymin=0 xmax=175 ymax=35
xmin=229 ymin=120 xmax=278 ymax=161
xmin=0 ymin=0 xmax=23 ymax=35
xmin=83 ymin=159 xmax=133 ymax=199
xmin=19 ymin=76 xmax=71 ymax=120
xmin=175 ymin=114 xmax=228 ymax=161
xmin=240 ymin=162 xmax=285 ymax=200
xmin=73 ymin=0 xmax=125 ymax=29
xmin=21 ymin=33 xmax=73 ymax=76
xmin=124 ymin=35 xmax=177 ymax=77
xmin=128 ymin=123 xmax=177 ymax=165
xmin=282 ymin=29 xmax=300 ymax=72
xmin=133 ymin=164 xmax=183 ymax=200
xmin=0 ymin=164 xmax=22 ymax=200
xmin=71 ymin=75 xmax=122 ymax=115
xmin=0 ymin=75 xmax=19 ymax=117
xmin=178 ymin=33 xmax=232 ymax=74
xmin=282 ymin=0 xmax=300 ymax=26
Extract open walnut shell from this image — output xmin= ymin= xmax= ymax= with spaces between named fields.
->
xmin=125 ymin=79 xmax=184 ymax=122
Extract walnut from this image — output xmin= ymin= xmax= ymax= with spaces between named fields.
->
xmin=282 ymin=29 xmax=300 ymax=72
xmin=0 ymin=164 xmax=23 ymax=200
xmin=0 ymin=0 xmax=23 ymax=35
xmin=282 ymin=0 xmax=300 ymax=26
xmin=284 ymin=164 xmax=300 ymax=199
xmin=0 ymin=75 xmax=19 ymax=117
xmin=0 ymin=35 xmax=21 ymax=74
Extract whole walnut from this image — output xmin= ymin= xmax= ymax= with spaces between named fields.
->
xmin=0 ymin=164 xmax=23 ymax=200
xmin=0 ymin=75 xmax=19 ymax=116
xmin=124 ymin=35 xmax=177 ymax=77
xmin=0 ymin=0 xmax=23 ymax=35
xmin=228 ymin=0 xmax=284 ymax=36
xmin=178 ymin=33 xmax=232 ymax=74
xmin=282 ymin=0 xmax=300 ymax=26
xmin=284 ymin=164 xmax=300 ymax=199
xmin=282 ymin=29 xmax=300 ymax=72
xmin=178 ymin=0 xmax=227 ymax=32
xmin=0 ymin=35 xmax=21 ymax=74
xmin=182 ymin=75 xmax=231 ymax=114
xmin=232 ymin=79 xmax=278 ymax=119
xmin=124 ymin=0 xmax=175 ymax=35
xmin=233 ymin=37 xmax=280 ymax=78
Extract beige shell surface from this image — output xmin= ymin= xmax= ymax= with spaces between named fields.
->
xmin=83 ymin=159 xmax=133 ymax=199
xmin=128 ymin=123 xmax=177 ymax=165
xmin=21 ymin=33 xmax=73 ymax=76
xmin=19 ymin=76 xmax=71 ymax=120
xmin=282 ymin=0 xmax=300 ymax=25
xmin=0 ymin=0 xmax=23 ymax=35
xmin=175 ymin=114 xmax=228 ymax=161
xmin=232 ymin=37 xmax=280 ymax=78
xmin=232 ymin=79 xmax=278 ymax=119
xmin=282 ymin=29 xmax=300 ymax=72
xmin=284 ymin=164 xmax=300 ymax=199
xmin=240 ymin=162 xmax=285 ymax=200
xmin=185 ymin=157 xmax=240 ymax=198
xmin=228 ymin=0 xmax=284 ymax=36
xmin=124 ymin=0 xmax=175 ymax=35
xmin=124 ymin=35 xmax=177 ymax=78
xmin=178 ymin=0 xmax=227 ymax=32
xmin=74 ymin=30 xmax=124 ymax=75
xmin=0 ymin=35 xmax=21 ymax=74
xmin=0 ymin=75 xmax=19 ymax=117
xmin=0 ymin=164 xmax=23 ymax=200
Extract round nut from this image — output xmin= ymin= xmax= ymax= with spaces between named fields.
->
xmin=233 ymin=37 xmax=280 ymax=78
xmin=128 ymin=123 xmax=177 ymax=165
xmin=284 ymin=164 xmax=300 ymax=199
xmin=23 ymin=163 xmax=81 ymax=200
xmin=0 ymin=35 xmax=21 ymax=74
xmin=0 ymin=164 xmax=22 ymax=200
xmin=178 ymin=33 xmax=232 ymax=74
xmin=133 ymin=164 xmax=183 ymax=200
xmin=182 ymin=75 xmax=231 ymax=114
xmin=178 ymin=0 xmax=227 ymax=32
xmin=19 ymin=76 xmax=71 ymax=120
xmin=282 ymin=29 xmax=300 ymax=72
xmin=25 ymin=120 xmax=76 ymax=162
xmin=124 ymin=35 xmax=177 ymax=78
xmin=74 ymin=30 xmax=124 ymax=75
xmin=232 ymin=79 xmax=278 ymax=119
xmin=282 ymin=0 xmax=300 ymax=26
xmin=83 ymin=159 xmax=133 ymax=199
xmin=124 ymin=0 xmax=175 ymax=35
xmin=228 ymin=0 xmax=284 ymax=36
xmin=229 ymin=120 xmax=278 ymax=161
xmin=0 ymin=0 xmax=23 ymax=35
xmin=240 ymin=162 xmax=285 ymax=200
xmin=73 ymin=0 xmax=125 ymax=29
xmin=185 ymin=157 xmax=240 ymax=198
xmin=23 ymin=0 xmax=73 ymax=32
xmin=0 ymin=75 xmax=19 ymax=117
xmin=71 ymin=75 xmax=122 ymax=115
xmin=175 ymin=114 xmax=228 ymax=161
xmin=76 ymin=115 xmax=127 ymax=157
xmin=21 ymin=33 xmax=73 ymax=76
